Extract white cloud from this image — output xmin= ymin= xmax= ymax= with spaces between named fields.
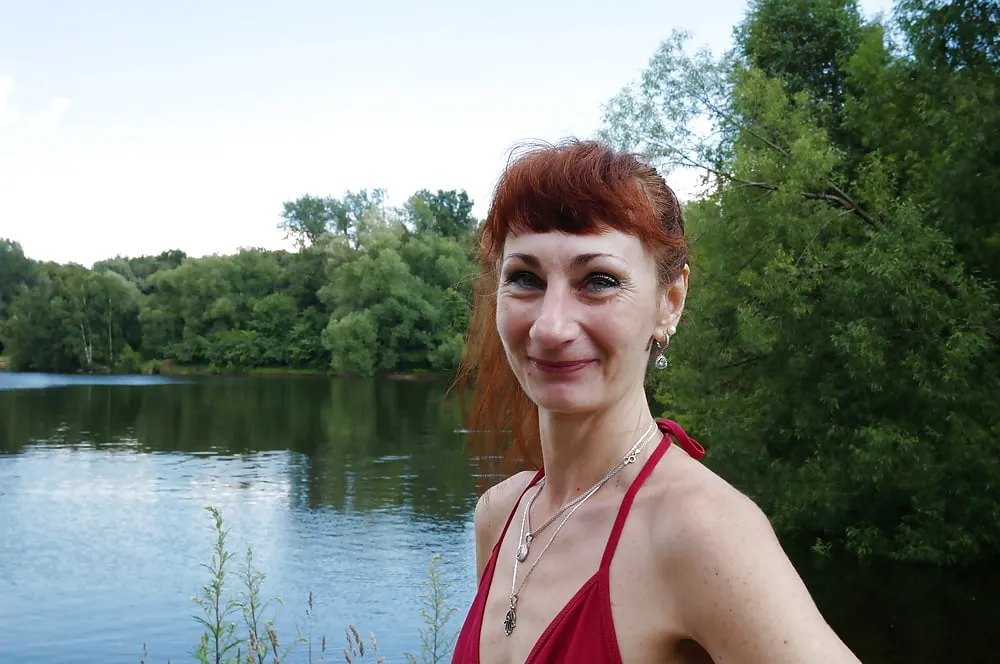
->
xmin=0 ymin=76 xmax=20 ymax=125
xmin=28 ymin=97 xmax=72 ymax=134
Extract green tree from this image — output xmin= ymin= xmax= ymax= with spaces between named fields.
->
xmin=3 ymin=265 xmax=78 ymax=371
xmin=280 ymin=189 xmax=388 ymax=249
xmin=89 ymin=269 xmax=143 ymax=368
xmin=323 ymin=310 xmax=378 ymax=375
xmin=5 ymin=188 xmax=475 ymax=375
xmin=251 ymin=293 xmax=298 ymax=365
xmin=141 ymin=249 xmax=284 ymax=365
xmin=316 ymin=218 xmax=475 ymax=376
xmin=602 ymin=13 xmax=999 ymax=563
xmin=281 ymin=245 xmax=331 ymax=368
xmin=399 ymin=232 xmax=475 ymax=370
xmin=280 ymin=194 xmax=332 ymax=249
xmin=94 ymin=250 xmax=186 ymax=294
xmin=320 ymin=236 xmax=435 ymax=374
xmin=0 ymin=239 xmax=38 ymax=320
xmin=0 ymin=239 xmax=38 ymax=355
xmin=736 ymin=0 xmax=865 ymax=114
xmin=3 ymin=263 xmax=141 ymax=372
xmin=846 ymin=0 xmax=1000 ymax=283
xmin=404 ymin=190 xmax=477 ymax=239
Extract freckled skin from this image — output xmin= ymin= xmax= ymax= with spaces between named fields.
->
xmin=473 ymin=229 xmax=861 ymax=664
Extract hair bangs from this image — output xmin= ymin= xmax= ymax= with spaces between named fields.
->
xmin=481 ymin=140 xmax=668 ymax=260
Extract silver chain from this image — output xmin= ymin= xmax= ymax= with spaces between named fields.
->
xmin=505 ymin=421 xmax=659 ymax=635
xmin=519 ymin=422 xmax=657 ymax=555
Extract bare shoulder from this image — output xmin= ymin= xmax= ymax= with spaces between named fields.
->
xmin=653 ymin=457 xmax=771 ymax=557
xmin=652 ymin=459 xmax=860 ymax=663
xmin=474 ymin=470 xmax=536 ymax=582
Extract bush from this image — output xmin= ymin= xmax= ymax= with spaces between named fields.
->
xmin=114 ymin=344 xmax=144 ymax=374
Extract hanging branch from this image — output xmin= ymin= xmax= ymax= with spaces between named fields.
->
xmin=651 ymin=136 xmax=878 ymax=224
xmin=659 ymin=61 xmax=881 ymax=227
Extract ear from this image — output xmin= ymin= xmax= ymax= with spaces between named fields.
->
xmin=654 ymin=264 xmax=689 ymax=339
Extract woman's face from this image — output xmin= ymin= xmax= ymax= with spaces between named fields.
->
xmin=496 ymin=228 xmax=687 ymax=415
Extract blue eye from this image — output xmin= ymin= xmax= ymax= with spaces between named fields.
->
xmin=585 ymin=273 xmax=621 ymax=292
xmin=504 ymin=271 xmax=543 ymax=290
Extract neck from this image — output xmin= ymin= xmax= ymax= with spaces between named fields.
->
xmin=536 ymin=385 xmax=658 ymax=509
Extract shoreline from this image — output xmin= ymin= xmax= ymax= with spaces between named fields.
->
xmin=0 ymin=359 xmax=448 ymax=382
xmin=157 ymin=364 xmax=447 ymax=381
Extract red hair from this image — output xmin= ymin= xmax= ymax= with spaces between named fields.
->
xmin=454 ymin=140 xmax=688 ymax=478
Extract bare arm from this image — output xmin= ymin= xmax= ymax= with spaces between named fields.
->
xmin=669 ymin=489 xmax=861 ymax=663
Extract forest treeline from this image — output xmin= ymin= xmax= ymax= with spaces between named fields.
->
xmin=1 ymin=0 xmax=997 ymax=564
xmin=0 ymin=188 xmax=478 ymax=375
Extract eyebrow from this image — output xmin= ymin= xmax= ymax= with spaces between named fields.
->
xmin=502 ymin=252 xmax=622 ymax=269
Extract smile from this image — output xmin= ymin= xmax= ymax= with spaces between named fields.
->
xmin=530 ymin=359 xmax=595 ymax=374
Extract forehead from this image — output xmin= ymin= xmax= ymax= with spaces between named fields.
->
xmin=501 ymin=229 xmax=649 ymax=265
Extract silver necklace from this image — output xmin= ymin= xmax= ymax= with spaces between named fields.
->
xmin=514 ymin=422 xmax=657 ymax=563
xmin=504 ymin=422 xmax=659 ymax=636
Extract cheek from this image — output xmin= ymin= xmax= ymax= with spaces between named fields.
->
xmin=591 ymin=305 xmax=652 ymax=353
xmin=495 ymin=299 xmax=530 ymax=344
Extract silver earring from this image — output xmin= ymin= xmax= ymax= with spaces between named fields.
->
xmin=654 ymin=336 xmax=669 ymax=370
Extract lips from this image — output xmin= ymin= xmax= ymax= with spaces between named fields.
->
xmin=530 ymin=358 xmax=595 ymax=374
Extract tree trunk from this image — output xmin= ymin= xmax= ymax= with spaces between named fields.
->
xmin=108 ymin=295 xmax=114 ymax=367
xmin=79 ymin=320 xmax=93 ymax=367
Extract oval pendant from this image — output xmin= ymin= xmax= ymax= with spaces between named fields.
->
xmin=515 ymin=543 xmax=528 ymax=562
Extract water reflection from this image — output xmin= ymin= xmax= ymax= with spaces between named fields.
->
xmin=0 ymin=376 xmax=476 ymax=524
xmin=0 ymin=376 xmax=478 ymax=664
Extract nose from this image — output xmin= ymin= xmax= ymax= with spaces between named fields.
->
xmin=529 ymin=280 xmax=579 ymax=349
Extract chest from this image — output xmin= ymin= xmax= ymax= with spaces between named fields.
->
xmin=476 ymin=497 xmax=689 ymax=664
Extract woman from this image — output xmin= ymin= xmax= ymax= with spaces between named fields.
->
xmin=451 ymin=140 xmax=861 ymax=663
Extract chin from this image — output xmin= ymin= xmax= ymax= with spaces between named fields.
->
xmin=526 ymin=384 xmax=604 ymax=414
xmin=515 ymin=361 xmax=611 ymax=413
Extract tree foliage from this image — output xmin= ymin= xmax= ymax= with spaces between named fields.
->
xmin=3 ymin=263 xmax=142 ymax=372
xmin=603 ymin=0 xmax=999 ymax=563
xmin=280 ymin=189 xmax=390 ymax=249
xmin=404 ymin=189 xmax=477 ymax=239
xmin=1 ymin=190 xmax=476 ymax=377
xmin=0 ymin=239 xmax=38 ymax=318
xmin=736 ymin=0 xmax=865 ymax=114
xmin=0 ymin=239 xmax=39 ymax=354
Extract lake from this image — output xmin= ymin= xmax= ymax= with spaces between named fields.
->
xmin=0 ymin=373 xmax=994 ymax=663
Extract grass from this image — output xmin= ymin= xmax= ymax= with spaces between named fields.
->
xmin=142 ymin=506 xmax=459 ymax=663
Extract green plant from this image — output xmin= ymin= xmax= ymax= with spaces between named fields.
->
xmin=115 ymin=343 xmax=144 ymax=374
xmin=811 ymin=538 xmax=834 ymax=558
xmin=142 ymin=359 xmax=162 ymax=375
xmin=237 ymin=545 xmax=291 ymax=663
xmin=193 ymin=507 xmax=241 ymax=664
xmin=190 ymin=507 xmax=301 ymax=664
xmin=404 ymin=553 xmax=458 ymax=664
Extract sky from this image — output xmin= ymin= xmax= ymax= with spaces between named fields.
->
xmin=0 ymin=0 xmax=893 ymax=266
